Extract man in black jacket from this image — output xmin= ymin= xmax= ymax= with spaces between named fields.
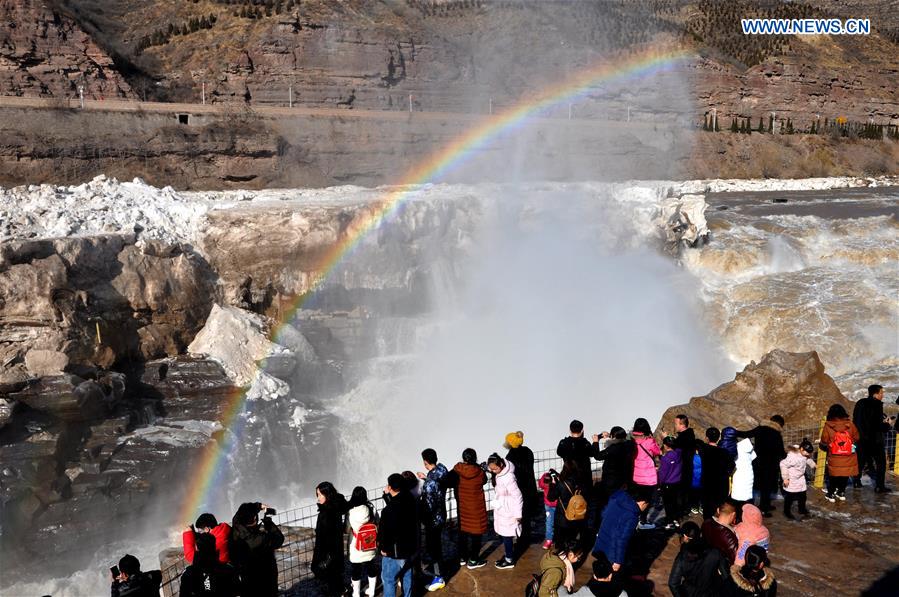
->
xmin=735 ymin=415 xmax=786 ymax=517
xmin=699 ymin=427 xmax=734 ymax=520
xmin=379 ymin=473 xmax=419 ymax=597
xmin=853 ymin=384 xmax=892 ymax=492
xmin=558 ymin=420 xmax=594 ymax=497
xmin=591 ymin=426 xmax=636 ymax=519
xmin=673 ymin=414 xmax=696 ymax=517
xmin=230 ymin=502 xmax=285 ymax=597
xmin=110 ymin=554 xmax=162 ymax=597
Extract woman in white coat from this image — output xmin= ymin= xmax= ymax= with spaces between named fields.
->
xmin=731 ymin=438 xmax=756 ymax=521
xmin=347 ymin=486 xmax=378 ymax=597
xmin=487 ymin=453 xmax=524 ymax=570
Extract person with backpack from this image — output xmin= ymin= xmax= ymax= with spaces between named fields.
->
xmin=591 ymin=489 xmax=649 ymax=573
xmin=347 ymin=486 xmax=379 ymax=597
xmin=183 ymin=513 xmax=231 ymax=565
xmin=631 ymin=418 xmax=660 ymax=530
xmin=179 ymin=533 xmax=238 ymax=597
xmin=724 ymin=545 xmax=777 ymax=597
xmin=311 ymin=482 xmax=349 ymax=596
xmin=699 ymin=428 xmax=734 ymax=521
xmin=667 ymin=521 xmax=729 ymax=597
xmin=378 ymin=473 xmax=419 ymax=597
xmin=537 ymin=470 xmax=559 ymax=550
xmin=853 ymin=384 xmax=893 ymax=493
xmin=545 ymin=460 xmax=589 ymax=552
xmin=569 ymin=551 xmax=628 ymax=596
xmin=441 ymin=448 xmax=488 ymax=569
xmin=110 ymin=554 xmax=162 ymax=597
xmin=820 ymin=403 xmax=860 ymax=502
xmin=779 ymin=441 xmax=815 ymax=520
xmin=734 ymin=504 xmax=769 ymax=566
xmin=531 ymin=542 xmax=584 ymax=597
xmin=658 ymin=436 xmax=683 ymax=531
xmin=487 ymin=453 xmax=524 ymax=569
xmin=505 ymin=431 xmax=539 ymax=545
xmin=735 ymin=415 xmax=787 ymax=518
xmin=416 ymin=448 xmax=448 ymax=591
xmin=558 ymin=420 xmax=595 ymax=500
xmin=229 ymin=502 xmax=284 ymax=597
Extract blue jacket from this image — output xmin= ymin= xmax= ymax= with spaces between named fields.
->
xmin=420 ymin=463 xmax=448 ymax=528
xmin=720 ymin=427 xmax=739 ymax=462
xmin=592 ymin=489 xmax=640 ymax=565
xmin=691 ymin=452 xmax=702 ymax=489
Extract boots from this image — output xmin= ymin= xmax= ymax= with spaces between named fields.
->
xmin=366 ymin=576 xmax=378 ymax=597
xmin=352 ymin=579 xmax=362 ymax=597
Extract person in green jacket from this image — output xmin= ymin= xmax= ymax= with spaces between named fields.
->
xmin=538 ymin=542 xmax=583 ymax=597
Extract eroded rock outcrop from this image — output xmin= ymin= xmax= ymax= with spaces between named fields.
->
xmin=656 ymin=349 xmax=851 ymax=434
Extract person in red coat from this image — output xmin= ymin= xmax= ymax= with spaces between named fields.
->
xmin=182 ymin=513 xmax=231 ymax=564
xmin=442 ymin=448 xmax=488 ymax=569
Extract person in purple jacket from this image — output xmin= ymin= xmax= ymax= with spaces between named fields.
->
xmin=659 ymin=436 xmax=684 ymax=531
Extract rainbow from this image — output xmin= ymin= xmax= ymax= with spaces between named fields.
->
xmin=179 ymin=45 xmax=693 ymax=522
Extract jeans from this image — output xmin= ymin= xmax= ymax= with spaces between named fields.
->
xmin=381 ymin=556 xmax=412 ymax=597
xmin=501 ymin=536 xmax=514 ymax=561
xmin=544 ymin=505 xmax=556 ymax=540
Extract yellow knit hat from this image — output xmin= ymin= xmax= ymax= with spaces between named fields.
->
xmin=504 ymin=431 xmax=524 ymax=449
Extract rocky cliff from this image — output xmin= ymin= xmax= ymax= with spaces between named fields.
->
xmin=0 ymin=0 xmax=133 ymax=100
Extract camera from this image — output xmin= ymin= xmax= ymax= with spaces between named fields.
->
xmin=264 ymin=507 xmax=276 ymax=516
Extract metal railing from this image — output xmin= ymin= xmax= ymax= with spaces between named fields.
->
xmin=160 ymin=430 xmax=897 ymax=595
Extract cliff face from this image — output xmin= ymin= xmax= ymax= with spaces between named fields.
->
xmin=0 ymin=0 xmax=133 ymax=100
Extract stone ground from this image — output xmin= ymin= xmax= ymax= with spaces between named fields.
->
xmin=435 ymin=477 xmax=899 ymax=596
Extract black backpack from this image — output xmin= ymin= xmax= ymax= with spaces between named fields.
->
xmin=524 ymin=572 xmax=543 ymax=597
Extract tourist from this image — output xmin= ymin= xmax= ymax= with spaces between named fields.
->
xmin=699 ymin=427 xmax=734 ymax=520
xmin=536 ymin=542 xmax=584 ymax=596
xmin=734 ymin=504 xmax=770 ymax=566
xmin=659 ymin=435 xmax=683 ymax=530
xmin=379 ymin=473 xmax=419 ymax=597
xmin=487 ymin=453 xmax=523 ymax=569
xmin=853 ymin=384 xmax=893 ymax=492
xmin=110 ymin=554 xmax=162 ymax=597
xmin=673 ymin=414 xmax=696 ymax=518
xmin=779 ymin=441 xmax=815 ymax=520
xmin=731 ymin=438 xmax=756 ymax=516
xmin=347 ymin=486 xmax=379 ymax=597
xmin=179 ymin=533 xmax=238 ymax=597
xmin=701 ymin=501 xmax=738 ymax=564
xmin=182 ymin=513 xmax=230 ymax=564
xmin=569 ymin=551 xmax=628 ymax=596
xmin=591 ymin=427 xmax=636 ymax=518
xmin=735 ymin=415 xmax=787 ymax=517
xmin=631 ymin=418 xmax=660 ymax=530
xmin=442 ymin=448 xmax=488 ymax=569
xmin=557 ymin=419 xmax=595 ymax=500
xmin=546 ymin=460 xmax=589 ymax=551
xmin=689 ymin=445 xmax=703 ymax=516
xmin=416 ymin=448 xmax=448 ymax=591
xmin=537 ymin=470 xmax=559 ymax=550
xmin=592 ymin=488 xmax=649 ymax=572
xmin=820 ymin=403 xmax=860 ymax=502
xmin=505 ymin=431 xmax=539 ymax=545
xmin=724 ymin=545 xmax=777 ymax=597
xmin=719 ymin=426 xmax=739 ymax=462
xmin=667 ymin=521 xmax=728 ymax=597
xmin=311 ymin=482 xmax=349 ymax=596
xmin=230 ymin=502 xmax=285 ymax=597
xmin=402 ymin=471 xmax=420 ymax=498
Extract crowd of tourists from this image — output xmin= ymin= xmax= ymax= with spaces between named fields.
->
xmin=108 ymin=385 xmax=897 ymax=596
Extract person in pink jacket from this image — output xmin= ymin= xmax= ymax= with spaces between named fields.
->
xmin=734 ymin=504 xmax=770 ymax=565
xmin=538 ymin=471 xmax=559 ymax=550
xmin=631 ymin=418 xmax=661 ymax=529
xmin=488 ymin=453 xmax=524 ymax=570
xmin=779 ymin=439 xmax=815 ymax=520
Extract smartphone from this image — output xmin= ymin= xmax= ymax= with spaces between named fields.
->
xmin=265 ymin=507 xmax=276 ymax=516
xmin=110 ymin=565 xmax=120 ymax=578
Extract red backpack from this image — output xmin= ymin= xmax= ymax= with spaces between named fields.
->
xmin=354 ymin=522 xmax=378 ymax=552
xmin=830 ymin=429 xmax=854 ymax=456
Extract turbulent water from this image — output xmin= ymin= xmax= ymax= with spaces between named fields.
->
xmin=5 ymin=181 xmax=897 ymax=596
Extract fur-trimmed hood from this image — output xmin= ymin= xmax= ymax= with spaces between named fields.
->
xmin=730 ymin=564 xmax=776 ymax=592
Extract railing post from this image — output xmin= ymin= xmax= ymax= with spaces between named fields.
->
xmin=814 ymin=417 xmax=827 ymax=489
xmin=893 ymin=432 xmax=899 ymax=475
